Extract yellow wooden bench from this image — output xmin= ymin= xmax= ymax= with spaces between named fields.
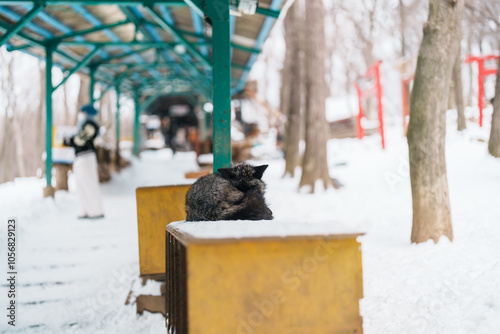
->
xmin=136 ymin=184 xmax=191 ymax=278
xmin=165 ymin=220 xmax=364 ymax=334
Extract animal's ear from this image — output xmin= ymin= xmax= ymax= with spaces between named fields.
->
xmin=218 ymin=167 xmax=236 ymax=179
xmin=253 ymin=165 xmax=268 ymax=180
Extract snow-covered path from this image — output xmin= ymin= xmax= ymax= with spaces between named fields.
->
xmin=1 ymin=122 xmax=499 ymax=334
xmin=0 ymin=151 xmax=198 ymax=334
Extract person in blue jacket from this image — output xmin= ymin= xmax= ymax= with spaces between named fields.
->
xmin=64 ymin=104 xmax=104 ymax=219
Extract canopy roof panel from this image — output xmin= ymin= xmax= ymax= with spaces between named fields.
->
xmin=0 ymin=0 xmax=284 ymax=100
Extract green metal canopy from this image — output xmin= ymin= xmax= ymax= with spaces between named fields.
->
xmin=0 ymin=0 xmax=284 ymax=193
xmin=0 ymin=0 xmax=283 ymax=99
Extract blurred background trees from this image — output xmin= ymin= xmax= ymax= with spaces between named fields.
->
xmin=274 ymin=0 xmax=499 ymax=193
xmin=0 ymin=49 xmax=134 ymax=184
xmin=281 ymin=0 xmax=303 ymax=178
xmin=1 ymin=0 xmax=499 ymax=192
xmin=299 ymin=0 xmax=332 ymax=192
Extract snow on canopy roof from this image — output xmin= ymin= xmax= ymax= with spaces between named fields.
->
xmin=168 ymin=220 xmax=364 ymax=242
xmin=0 ymin=0 xmax=284 ymax=100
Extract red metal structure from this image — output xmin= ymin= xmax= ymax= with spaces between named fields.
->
xmin=395 ymin=55 xmax=417 ymax=136
xmin=401 ymin=75 xmax=414 ymax=135
xmin=354 ymin=60 xmax=385 ymax=149
xmin=464 ymin=54 xmax=499 ymax=127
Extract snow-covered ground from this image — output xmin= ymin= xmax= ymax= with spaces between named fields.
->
xmin=1 ymin=115 xmax=499 ymax=333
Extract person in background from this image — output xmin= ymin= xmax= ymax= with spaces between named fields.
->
xmin=64 ymin=104 xmax=104 ymax=219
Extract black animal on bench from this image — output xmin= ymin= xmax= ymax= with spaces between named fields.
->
xmin=185 ymin=164 xmax=273 ymax=221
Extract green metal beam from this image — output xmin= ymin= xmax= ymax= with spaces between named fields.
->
xmin=209 ymin=0 xmax=232 ymax=172
xmin=171 ymin=28 xmax=260 ymax=53
xmin=0 ymin=3 xmax=44 ymax=46
xmin=230 ymin=42 xmax=260 ymax=54
xmin=140 ymin=87 xmax=162 ymax=111
xmin=171 ymin=26 xmax=203 ymax=39
xmin=133 ymin=89 xmax=141 ymax=157
xmin=59 ymin=41 xmax=177 ymax=47
xmin=0 ymin=21 xmax=43 ymax=48
xmin=117 ymin=5 xmax=173 ymax=81
xmin=95 ymin=68 xmax=133 ymax=102
xmin=95 ymin=45 xmax=153 ymax=64
xmin=118 ymin=5 xmax=210 ymax=95
xmin=45 ymin=44 xmax=54 ymax=190
xmin=53 ymin=46 xmax=100 ymax=91
xmin=119 ymin=6 xmax=211 ymax=98
xmin=0 ymin=21 xmax=90 ymax=69
xmin=255 ymin=6 xmax=280 ymax=18
xmin=94 ymin=60 xmax=209 ymax=100
xmin=231 ymin=62 xmax=250 ymax=71
xmin=50 ymin=19 xmax=131 ymax=42
xmin=182 ymin=0 xmax=203 ymax=18
xmin=5 ymin=43 xmax=32 ymax=51
xmin=143 ymin=5 xmax=211 ymax=69
xmin=99 ymin=61 xmax=180 ymax=68
xmin=94 ymin=69 xmax=119 ymax=85
xmin=135 ymin=75 xmax=196 ymax=85
xmin=0 ymin=1 xmax=187 ymax=4
xmin=129 ymin=16 xmax=210 ymax=95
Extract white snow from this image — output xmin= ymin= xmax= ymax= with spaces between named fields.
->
xmin=325 ymin=95 xmax=358 ymax=122
xmin=1 ymin=114 xmax=500 ymax=333
xmin=168 ymin=220 xmax=362 ymax=239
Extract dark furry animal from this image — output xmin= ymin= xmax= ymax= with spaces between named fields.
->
xmin=185 ymin=164 xmax=273 ymax=221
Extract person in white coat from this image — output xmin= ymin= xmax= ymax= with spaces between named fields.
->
xmin=64 ymin=104 xmax=104 ymax=219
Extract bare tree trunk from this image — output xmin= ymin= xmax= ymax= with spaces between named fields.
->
xmin=77 ymin=74 xmax=89 ymax=112
xmin=12 ymin=113 xmax=26 ymax=177
xmin=407 ymin=0 xmax=464 ymax=244
xmin=453 ymin=51 xmax=466 ymax=131
xmin=0 ymin=51 xmax=19 ymax=182
xmin=299 ymin=0 xmax=332 ymax=193
xmin=0 ymin=107 xmax=13 ymax=183
xmin=100 ymin=90 xmax=114 ymax=146
xmin=280 ymin=49 xmax=291 ymax=134
xmin=63 ymin=81 xmax=71 ymax=125
xmin=399 ymin=0 xmax=406 ymax=59
xmin=466 ymin=35 xmax=474 ymax=107
xmin=447 ymin=83 xmax=456 ymax=110
xmin=0 ymin=52 xmax=10 ymax=183
xmin=283 ymin=1 xmax=302 ymax=177
xmin=488 ymin=64 xmax=500 ymax=158
xmin=37 ymin=61 xmax=46 ymax=176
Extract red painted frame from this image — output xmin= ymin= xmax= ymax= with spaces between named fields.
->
xmin=354 ymin=61 xmax=385 ymax=149
xmin=464 ymin=54 xmax=499 ymax=127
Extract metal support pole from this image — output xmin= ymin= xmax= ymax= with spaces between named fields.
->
xmin=115 ymin=85 xmax=121 ymax=171
xmin=44 ymin=44 xmax=55 ymax=197
xmin=54 ymin=46 xmax=100 ymax=91
xmin=89 ymin=64 xmax=97 ymax=105
xmin=133 ymin=89 xmax=141 ymax=157
xmin=208 ymin=0 xmax=231 ymax=172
